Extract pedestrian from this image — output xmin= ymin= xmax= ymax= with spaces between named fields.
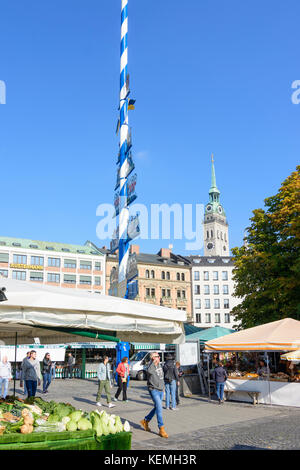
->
xmin=213 ymin=361 xmax=228 ymax=404
xmin=175 ymin=361 xmax=184 ymax=406
xmin=96 ymin=356 xmax=116 ymax=409
xmin=21 ymin=351 xmax=31 ymax=395
xmin=0 ymin=355 xmax=12 ymax=399
xmin=20 ymin=350 xmax=41 ymax=398
xmin=113 ymin=357 xmax=129 ymax=402
xmin=140 ymin=352 xmax=168 ymax=438
xmin=51 ymin=361 xmax=56 ymax=380
xmin=66 ymin=352 xmax=75 ymax=379
xmin=42 ymin=353 xmax=52 ymax=394
xmin=163 ymin=354 xmax=179 ymax=411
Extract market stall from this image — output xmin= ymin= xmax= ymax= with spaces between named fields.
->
xmin=204 ymin=318 xmax=300 ymax=407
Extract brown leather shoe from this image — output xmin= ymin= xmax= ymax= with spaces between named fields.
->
xmin=140 ymin=419 xmax=151 ymax=432
xmin=159 ymin=426 xmax=168 ymax=438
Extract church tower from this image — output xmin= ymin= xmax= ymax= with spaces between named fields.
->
xmin=203 ymin=155 xmax=229 ymax=256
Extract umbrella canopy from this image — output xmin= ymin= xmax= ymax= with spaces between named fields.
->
xmin=0 ymin=279 xmax=186 ymax=345
xmin=187 ymin=326 xmax=234 ymax=343
xmin=280 ymin=349 xmax=300 ymax=361
xmin=205 ymin=318 xmax=300 ymax=352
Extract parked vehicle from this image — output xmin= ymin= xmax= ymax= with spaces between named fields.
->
xmin=129 ymin=350 xmax=174 ymax=381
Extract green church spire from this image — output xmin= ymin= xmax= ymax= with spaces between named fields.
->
xmin=209 ymin=153 xmax=220 ymax=203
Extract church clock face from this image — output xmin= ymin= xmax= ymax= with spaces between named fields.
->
xmin=207 ymin=242 xmax=214 ymax=250
xmin=218 ymin=205 xmax=223 ymax=214
xmin=206 ymin=204 xmax=212 ymax=212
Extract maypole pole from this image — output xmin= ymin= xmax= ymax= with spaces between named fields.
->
xmin=118 ymin=0 xmax=130 ymax=296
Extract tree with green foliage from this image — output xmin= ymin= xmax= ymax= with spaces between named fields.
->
xmin=231 ymin=166 xmax=300 ymax=329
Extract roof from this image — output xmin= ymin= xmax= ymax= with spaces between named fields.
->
xmin=0 ymin=237 xmax=104 ymax=257
xmin=186 ymin=256 xmax=234 ymax=267
xmin=187 ymin=326 xmax=235 ymax=343
xmin=205 ymin=318 xmax=300 ymax=352
xmin=184 ymin=323 xmax=205 ymax=336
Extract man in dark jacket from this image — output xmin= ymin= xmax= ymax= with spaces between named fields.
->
xmin=213 ymin=361 xmax=228 ymax=404
xmin=163 ymin=354 xmax=179 ymax=410
xmin=140 ymin=352 xmax=168 ymax=438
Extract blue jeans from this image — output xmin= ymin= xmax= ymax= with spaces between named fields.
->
xmin=145 ymin=389 xmax=164 ymax=429
xmin=0 ymin=378 xmax=9 ymax=398
xmin=216 ymin=382 xmax=225 ymax=401
xmin=165 ymin=380 xmax=176 ymax=409
xmin=42 ymin=373 xmax=51 ymax=392
xmin=26 ymin=380 xmax=38 ymax=398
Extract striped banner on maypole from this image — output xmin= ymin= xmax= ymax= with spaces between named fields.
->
xmin=118 ymin=0 xmax=130 ymax=295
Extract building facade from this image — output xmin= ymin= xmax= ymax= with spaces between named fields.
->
xmin=0 ymin=237 xmax=106 ymax=294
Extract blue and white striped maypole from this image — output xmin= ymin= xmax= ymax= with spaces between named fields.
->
xmin=118 ymin=0 xmax=130 ymax=293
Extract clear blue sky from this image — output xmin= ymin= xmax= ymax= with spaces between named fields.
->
xmin=0 ymin=0 xmax=299 ymax=256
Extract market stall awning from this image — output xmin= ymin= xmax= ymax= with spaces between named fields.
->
xmin=0 ymin=279 xmax=186 ymax=345
xmin=280 ymin=349 xmax=300 ymax=361
xmin=204 ymin=318 xmax=300 ymax=352
xmin=186 ymin=326 xmax=234 ymax=344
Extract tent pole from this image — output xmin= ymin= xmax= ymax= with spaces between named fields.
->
xmin=207 ymin=354 xmax=211 ymax=402
xmin=267 ymin=352 xmax=272 ymax=406
xmin=13 ymin=332 xmax=17 ymax=397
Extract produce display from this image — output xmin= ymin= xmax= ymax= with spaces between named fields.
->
xmin=0 ymin=397 xmax=131 ymax=438
xmin=228 ymin=371 xmax=259 ymax=380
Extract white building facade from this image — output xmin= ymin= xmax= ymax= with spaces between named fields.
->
xmin=0 ymin=237 xmax=106 ymax=294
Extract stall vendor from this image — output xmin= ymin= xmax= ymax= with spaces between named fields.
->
xmin=257 ymin=360 xmax=270 ymax=376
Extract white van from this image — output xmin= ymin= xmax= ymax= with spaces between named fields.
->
xmin=129 ymin=350 xmax=173 ymax=381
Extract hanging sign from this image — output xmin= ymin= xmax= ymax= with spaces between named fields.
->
xmin=127 ymin=214 xmax=140 ymax=241
xmin=126 ymin=252 xmax=138 ymax=282
xmin=115 ymin=153 xmax=135 ymax=190
xmin=127 ymin=278 xmax=138 ymax=300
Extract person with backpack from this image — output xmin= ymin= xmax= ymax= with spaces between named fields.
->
xmin=213 ymin=361 xmax=228 ymax=404
xmin=163 ymin=354 xmax=179 ymax=411
xmin=113 ymin=357 xmax=129 ymax=402
xmin=42 ymin=353 xmax=52 ymax=394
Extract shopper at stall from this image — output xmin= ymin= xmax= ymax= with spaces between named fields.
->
xmin=140 ymin=352 xmax=168 ymax=438
xmin=20 ymin=350 xmax=41 ymax=398
xmin=66 ymin=352 xmax=75 ymax=379
xmin=257 ymin=360 xmax=270 ymax=377
xmin=175 ymin=361 xmax=184 ymax=406
xmin=163 ymin=354 xmax=180 ymax=410
xmin=213 ymin=361 xmax=228 ymax=404
xmin=21 ymin=351 xmax=31 ymax=395
xmin=0 ymin=355 xmax=12 ymax=399
xmin=96 ymin=356 xmax=116 ymax=409
xmin=114 ymin=357 xmax=129 ymax=402
xmin=42 ymin=353 xmax=52 ymax=394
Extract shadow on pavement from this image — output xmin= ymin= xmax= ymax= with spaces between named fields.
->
xmin=231 ymin=445 xmax=269 ymax=450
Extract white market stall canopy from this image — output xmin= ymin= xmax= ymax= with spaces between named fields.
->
xmin=0 ymin=279 xmax=186 ymax=345
xmin=205 ymin=318 xmax=300 ymax=352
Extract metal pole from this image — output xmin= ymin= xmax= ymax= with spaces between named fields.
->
xmin=266 ymin=352 xmax=272 ymax=406
xmin=13 ymin=332 xmax=17 ymax=397
xmin=118 ymin=0 xmax=130 ymax=295
xmin=207 ymin=354 xmax=211 ymax=402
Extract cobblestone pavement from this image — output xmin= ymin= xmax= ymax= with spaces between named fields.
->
xmin=9 ymin=378 xmax=300 ymax=450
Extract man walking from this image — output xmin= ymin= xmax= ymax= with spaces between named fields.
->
xmin=21 ymin=351 xmax=31 ymax=395
xmin=163 ymin=354 xmax=180 ymax=411
xmin=213 ymin=361 xmax=228 ymax=404
xmin=20 ymin=350 xmax=41 ymax=398
xmin=96 ymin=356 xmax=116 ymax=409
xmin=140 ymin=352 xmax=168 ymax=438
xmin=66 ymin=352 xmax=75 ymax=379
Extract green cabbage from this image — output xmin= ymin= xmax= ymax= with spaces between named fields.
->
xmin=66 ymin=420 xmax=77 ymax=432
xmin=77 ymin=417 xmax=92 ymax=431
xmin=68 ymin=410 xmax=82 ymax=423
xmin=47 ymin=414 xmax=60 ymax=424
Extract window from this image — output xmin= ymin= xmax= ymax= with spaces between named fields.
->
xmin=94 ymin=262 xmax=102 ymax=271
xmin=162 ymin=288 xmax=166 ymax=297
xmin=194 ymin=271 xmax=200 ymax=281
xmin=31 ymin=256 xmax=44 ymax=266
xmin=47 ymin=273 xmax=60 ymax=283
xmin=223 ymin=285 xmax=229 ymax=294
xmin=225 ymin=313 xmax=230 ymax=323
xmin=205 ymin=313 xmax=211 ymax=323
xmin=215 ymin=313 xmax=221 ymax=323
xmin=145 ymin=270 xmax=150 ymax=279
xmin=0 ymin=253 xmax=9 ymax=263
xmin=64 ymin=274 xmax=76 ymax=284
xmin=204 ymin=285 xmax=210 ymax=295
xmin=194 ymin=285 xmax=200 ymax=295
xmin=213 ymin=285 xmax=219 ymax=295
xmin=161 ymin=271 xmax=165 ymax=280
xmin=64 ymin=259 xmax=76 ymax=269
xmin=146 ymin=288 xmax=150 ymax=297
xmin=206 ymin=231 xmax=209 ymax=239
xmin=80 ymin=276 xmax=92 ymax=285
xmin=204 ymin=271 xmax=209 ymax=280
xmin=181 ymin=273 xmax=185 ymax=281
xmin=0 ymin=270 xmax=8 ymax=278
xmin=167 ymin=289 xmax=171 ymax=298
xmin=151 ymin=288 xmax=155 ymax=298
xmin=222 ymin=271 xmax=228 ymax=281
xmin=224 ymin=299 xmax=230 ymax=309
xmin=13 ymin=271 xmax=26 ymax=281
xmin=221 ymin=232 xmax=223 ymax=240
xmin=80 ymin=261 xmax=92 ymax=270
xmin=211 ymin=230 xmax=213 ymax=238
xmin=213 ymin=271 xmax=218 ymax=281
xmin=166 ymin=272 xmax=170 ymax=280
xmin=182 ymin=290 xmax=186 ymax=299
xmin=177 ymin=290 xmax=181 ymax=298
xmin=13 ymin=254 xmax=27 ymax=264
xmin=205 ymin=299 xmax=211 ymax=309
xmin=196 ymin=314 xmax=201 ymax=323
xmin=214 ymin=299 xmax=220 ymax=309
xmin=151 ymin=270 xmax=155 ymax=279
xmin=177 ymin=273 xmax=180 ymax=281
xmin=30 ymin=272 xmax=43 ymax=282
xmin=195 ymin=299 xmax=201 ymax=309
xmin=217 ymin=230 xmax=220 ymax=239
xmin=94 ymin=277 xmax=101 ymax=286
xmin=48 ymin=258 xmax=60 ymax=268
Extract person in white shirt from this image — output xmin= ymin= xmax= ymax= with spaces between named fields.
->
xmin=0 ymin=356 xmax=12 ymax=399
